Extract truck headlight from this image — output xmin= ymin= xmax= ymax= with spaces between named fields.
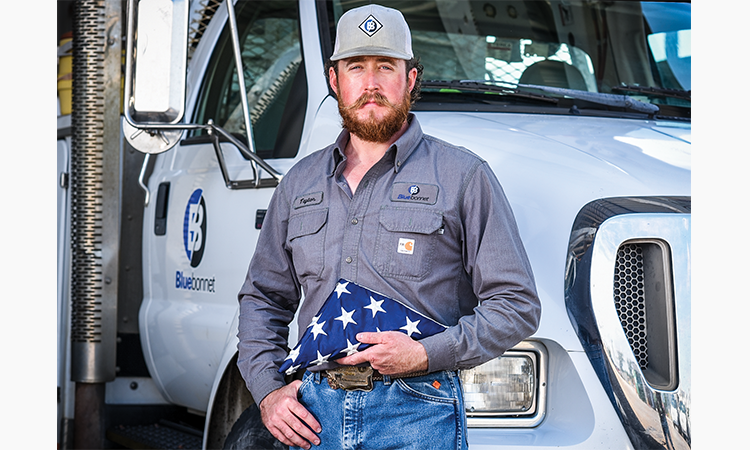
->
xmin=460 ymin=341 xmax=547 ymax=427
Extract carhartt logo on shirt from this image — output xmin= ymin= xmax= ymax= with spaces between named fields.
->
xmin=398 ymin=238 xmax=415 ymax=254
xmin=293 ymin=192 xmax=324 ymax=209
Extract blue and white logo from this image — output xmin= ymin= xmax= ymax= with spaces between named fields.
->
xmin=183 ymin=189 xmax=207 ymax=268
xmin=359 ymin=15 xmax=383 ymax=37
xmin=408 ymin=185 xmax=420 ymax=195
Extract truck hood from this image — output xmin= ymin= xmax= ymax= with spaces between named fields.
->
xmin=415 ymin=111 xmax=691 ymax=344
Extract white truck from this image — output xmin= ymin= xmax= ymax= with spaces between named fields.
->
xmin=57 ymin=1 xmax=691 ymax=449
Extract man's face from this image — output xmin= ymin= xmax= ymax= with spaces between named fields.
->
xmin=329 ymin=56 xmax=417 ymax=143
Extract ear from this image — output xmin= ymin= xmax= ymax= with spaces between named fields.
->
xmin=407 ymin=67 xmax=418 ymax=93
xmin=328 ymin=65 xmax=339 ymax=95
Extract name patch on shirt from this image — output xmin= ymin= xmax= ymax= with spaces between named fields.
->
xmin=391 ymin=182 xmax=438 ymax=205
xmin=293 ymin=192 xmax=324 ymax=209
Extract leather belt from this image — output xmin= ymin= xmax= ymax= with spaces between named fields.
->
xmin=322 ymin=365 xmax=428 ymax=391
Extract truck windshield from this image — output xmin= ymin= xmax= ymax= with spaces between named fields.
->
xmin=329 ymin=1 xmax=690 ymax=117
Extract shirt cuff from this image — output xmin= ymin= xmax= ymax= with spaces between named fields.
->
xmin=420 ymin=331 xmax=457 ymax=373
xmin=247 ymin=367 xmax=287 ymax=407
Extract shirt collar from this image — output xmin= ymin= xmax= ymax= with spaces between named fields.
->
xmin=327 ymin=113 xmax=424 ymax=177
xmin=391 ymin=113 xmax=423 ymax=173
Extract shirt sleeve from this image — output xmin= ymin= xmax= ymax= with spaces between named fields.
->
xmin=419 ymin=161 xmax=541 ymax=372
xmin=236 ymin=180 xmax=301 ymax=406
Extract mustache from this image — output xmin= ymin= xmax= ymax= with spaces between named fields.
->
xmin=340 ymin=91 xmax=397 ymax=111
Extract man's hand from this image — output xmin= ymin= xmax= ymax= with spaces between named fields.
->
xmin=259 ymin=381 xmax=321 ymax=449
xmin=337 ymin=331 xmax=428 ymax=375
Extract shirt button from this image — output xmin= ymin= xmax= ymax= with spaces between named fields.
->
xmin=345 ymin=257 xmax=353 ymax=264
xmin=351 ymin=218 xmax=358 ymax=225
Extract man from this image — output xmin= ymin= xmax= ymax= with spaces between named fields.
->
xmin=237 ymin=4 xmax=541 ymax=449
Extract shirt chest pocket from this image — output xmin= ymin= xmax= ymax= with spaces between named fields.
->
xmin=287 ymin=208 xmax=328 ymax=280
xmin=374 ymin=206 xmax=444 ymax=281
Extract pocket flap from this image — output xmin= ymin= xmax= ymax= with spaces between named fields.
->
xmin=288 ymin=208 xmax=328 ymax=240
xmin=379 ymin=207 xmax=443 ymax=234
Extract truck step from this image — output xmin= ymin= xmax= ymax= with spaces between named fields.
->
xmin=107 ymin=419 xmax=203 ymax=450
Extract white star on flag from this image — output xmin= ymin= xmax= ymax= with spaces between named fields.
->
xmin=335 ymin=307 xmax=358 ymax=330
xmin=285 ymin=364 xmax=301 ymax=376
xmin=364 ymin=296 xmax=386 ymax=317
xmin=307 ymin=315 xmax=321 ymax=328
xmin=340 ymin=339 xmax=361 ymax=356
xmin=334 ymin=281 xmax=351 ymax=298
xmin=284 ymin=347 xmax=300 ymax=363
xmin=310 ymin=320 xmax=327 ymax=340
xmin=311 ymin=350 xmax=331 ymax=366
xmin=400 ymin=317 xmax=421 ymax=337
xmin=278 ymin=279 xmax=447 ymax=375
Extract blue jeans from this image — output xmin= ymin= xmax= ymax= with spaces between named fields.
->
xmin=291 ymin=370 xmax=468 ymax=450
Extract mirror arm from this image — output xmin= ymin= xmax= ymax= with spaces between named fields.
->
xmin=207 ymin=120 xmax=283 ymax=188
xmin=225 ymin=0 xmax=260 ymax=187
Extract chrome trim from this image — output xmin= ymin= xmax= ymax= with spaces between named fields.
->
xmin=466 ymin=340 xmax=548 ymax=428
xmin=590 ymin=214 xmax=690 ymax=448
xmin=138 ymin=153 xmax=151 ymax=206
xmin=123 ymin=0 xmax=189 ymax=127
xmin=224 ymin=0 xmax=259 ymax=186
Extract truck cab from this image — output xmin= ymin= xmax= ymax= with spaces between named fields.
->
xmin=58 ymin=1 xmax=691 ymax=448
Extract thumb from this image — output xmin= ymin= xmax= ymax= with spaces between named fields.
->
xmin=289 ymin=379 xmax=302 ymax=394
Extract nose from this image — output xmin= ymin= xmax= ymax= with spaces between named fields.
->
xmin=363 ymin=66 xmax=381 ymax=92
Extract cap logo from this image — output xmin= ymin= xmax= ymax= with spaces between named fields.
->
xmin=359 ymin=15 xmax=383 ymax=37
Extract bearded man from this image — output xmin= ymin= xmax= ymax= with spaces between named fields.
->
xmin=236 ymin=4 xmax=541 ymax=450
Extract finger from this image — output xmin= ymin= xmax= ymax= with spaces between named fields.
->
xmin=271 ymin=420 xmax=314 ymax=449
xmin=337 ymin=349 xmax=370 ymax=366
xmin=270 ymin=404 xmax=321 ymax=449
xmin=355 ymin=331 xmax=386 ymax=344
xmin=289 ymin=400 xmax=322 ymax=435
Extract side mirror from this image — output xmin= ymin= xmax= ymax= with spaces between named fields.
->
xmin=123 ymin=0 xmax=190 ymax=153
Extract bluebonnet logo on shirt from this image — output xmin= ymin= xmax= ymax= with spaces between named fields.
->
xmin=278 ymin=279 xmax=446 ymax=375
xmin=391 ymin=182 xmax=439 ymax=205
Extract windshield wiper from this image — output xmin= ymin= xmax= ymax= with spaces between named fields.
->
xmin=423 ymin=80 xmax=660 ymax=115
xmin=611 ymin=84 xmax=691 ymax=101
xmin=517 ymin=83 xmax=660 ymax=115
xmin=421 ymin=80 xmax=559 ymax=104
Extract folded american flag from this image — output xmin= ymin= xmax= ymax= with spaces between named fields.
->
xmin=278 ymin=279 xmax=447 ymax=375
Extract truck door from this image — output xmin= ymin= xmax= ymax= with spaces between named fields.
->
xmin=139 ymin=0 xmax=309 ymax=412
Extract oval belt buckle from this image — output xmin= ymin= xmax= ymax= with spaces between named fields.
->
xmin=327 ymin=366 xmax=374 ymax=391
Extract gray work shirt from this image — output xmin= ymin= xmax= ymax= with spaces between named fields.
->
xmin=237 ymin=114 xmax=541 ymax=405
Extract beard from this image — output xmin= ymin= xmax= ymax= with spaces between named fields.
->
xmin=338 ymin=88 xmax=411 ymax=143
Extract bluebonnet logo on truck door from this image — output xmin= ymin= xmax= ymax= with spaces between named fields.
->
xmin=183 ymin=189 xmax=207 ymax=268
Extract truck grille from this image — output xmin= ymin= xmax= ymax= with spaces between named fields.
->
xmin=614 ymin=243 xmax=649 ymax=369
xmin=613 ymin=240 xmax=677 ymax=391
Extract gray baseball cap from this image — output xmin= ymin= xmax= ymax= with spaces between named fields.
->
xmin=330 ymin=4 xmax=413 ymax=61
